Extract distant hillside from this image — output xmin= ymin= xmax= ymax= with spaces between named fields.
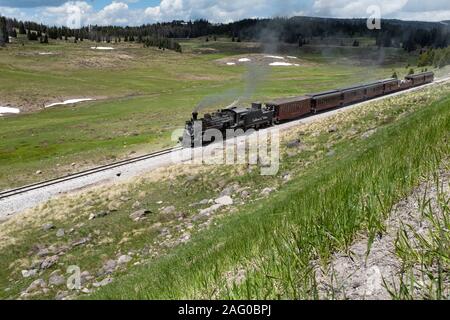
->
xmin=1 ymin=15 xmax=449 ymax=51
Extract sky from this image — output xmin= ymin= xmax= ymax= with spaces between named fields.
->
xmin=0 ymin=0 xmax=449 ymax=27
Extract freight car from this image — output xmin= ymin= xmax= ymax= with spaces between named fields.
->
xmin=182 ymin=72 xmax=434 ymax=146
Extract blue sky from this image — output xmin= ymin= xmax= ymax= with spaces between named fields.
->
xmin=0 ymin=1 xmax=449 ymax=26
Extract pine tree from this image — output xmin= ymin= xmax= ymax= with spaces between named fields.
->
xmin=19 ymin=22 xmax=26 ymax=35
xmin=0 ymin=17 xmax=9 ymax=45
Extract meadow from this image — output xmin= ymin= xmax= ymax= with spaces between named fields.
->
xmin=0 ymin=37 xmax=421 ymax=189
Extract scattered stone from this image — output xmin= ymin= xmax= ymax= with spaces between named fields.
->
xmin=42 ymin=223 xmax=55 ymax=231
xmin=362 ymin=129 xmax=377 ymax=139
xmin=71 ymin=237 xmax=90 ymax=247
xmin=71 ymin=162 xmax=76 ymax=167
xmin=328 ymin=125 xmax=338 ymax=133
xmin=130 ymin=209 xmax=151 ymax=221
xmin=81 ymin=288 xmax=91 ymax=294
xmin=21 ymin=269 xmax=38 ymax=278
xmin=99 ymin=259 xmax=117 ymax=275
xmin=55 ymin=290 xmax=69 ymax=300
xmin=220 ymin=183 xmax=240 ymax=196
xmin=40 ymin=255 xmax=59 ymax=270
xmin=88 ymin=211 xmax=108 ymax=220
xmin=25 ymin=279 xmax=46 ymax=293
xmin=117 ymin=255 xmax=132 ymax=265
xmin=326 ymin=150 xmax=336 ymax=157
xmin=215 ymin=196 xmax=233 ymax=206
xmin=196 ymin=204 xmax=223 ymax=218
xmin=80 ymin=271 xmax=93 ymax=285
xmin=161 ymin=206 xmax=176 ymax=214
xmin=48 ymin=272 xmax=65 ymax=287
xmin=179 ymin=232 xmax=191 ymax=243
xmin=35 ymin=170 xmax=42 ymax=175
xmin=287 ymin=139 xmax=301 ymax=148
xmin=241 ymin=190 xmax=251 ymax=198
xmin=156 ymin=200 xmax=163 ymax=204
xmin=199 ymin=199 xmax=210 ymax=205
xmin=282 ymin=173 xmax=292 ymax=182
xmin=56 ymin=228 xmax=65 ymax=238
xmin=132 ymin=201 xmax=141 ymax=209
xmin=93 ymin=277 xmax=113 ymax=288
xmin=260 ymin=188 xmax=274 ymax=196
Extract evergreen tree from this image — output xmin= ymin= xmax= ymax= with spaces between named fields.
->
xmin=0 ymin=16 xmax=8 ymax=45
xmin=18 ymin=22 xmax=26 ymax=34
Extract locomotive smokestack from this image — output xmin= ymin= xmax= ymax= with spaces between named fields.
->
xmin=192 ymin=112 xmax=198 ymax=120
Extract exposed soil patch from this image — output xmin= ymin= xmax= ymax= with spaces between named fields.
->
xmin=315 ymin=167 xmax=449 ymax=300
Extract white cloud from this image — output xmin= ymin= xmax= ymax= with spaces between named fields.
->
xmin=1 ymin=1 xmax=450 ymax=26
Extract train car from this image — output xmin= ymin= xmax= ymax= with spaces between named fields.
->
xmin=363 ymin=81 xmax=385 ymax=99
xmin=266 ymin=96 xmax=312 ymax=122
xmin=406 ymin=71 xmax=434 ymax=86
xmin=380 ymin=78 xmax=400 ymax=94
xmin=231 ymin=104 xmax=274 ymax=130
xmin=307 ymin=90 xmax=342 ymax=113
xmin=399 ymin=79 xmax=413 ymax=91
xmin=340 ymin=85 xmax=366 ymax=105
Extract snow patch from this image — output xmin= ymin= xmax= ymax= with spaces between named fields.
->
xmin=45 ymin=98 xmax=95 ymax=108
xmin=0 ymin=106 xmax=21 ymax=116
xmin=269 ymin=62 xmax=295 ymax=66
xmin=238 ymin=58 xmax=251 ymax=62
xmin=90 ymin=47 xmax=114 ymax=50
xmin=265 ymin=55 xmax=285 ymax=60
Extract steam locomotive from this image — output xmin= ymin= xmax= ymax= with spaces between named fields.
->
xmin=182 ymin=71 xmax=434 ymax=147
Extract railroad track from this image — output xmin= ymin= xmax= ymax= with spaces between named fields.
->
xmin=1 ymin=77 xmax=449 ymax=203
xmin=0 ymin=146 xmax=182 ymax=200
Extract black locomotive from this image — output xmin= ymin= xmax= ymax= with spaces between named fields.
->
xmin=182 ymin=71 xmax=434 ymax=147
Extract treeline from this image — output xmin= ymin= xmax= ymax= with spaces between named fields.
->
xmin=418 ymin=47 xmax=450 ymax=68
xmin=1 ymin=15 xmax=449 ymax=52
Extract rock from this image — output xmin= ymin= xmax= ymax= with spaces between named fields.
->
xmin=131 ymin=201 xmax=141 ymax=209
xmin=214 ymin=196 xmax=233 ymax=206
xmin=196 ymin=204 xmax=223 ymax=218
xmin=71 ymin=237 xmax=90 ymax=247
xmin=220 ymin=183 xmax=239 ymax=196
xmin=130 ymin=209 xmax=151 ymax=221
xmin=241 ymin=190 xmax=251 ymax=198
xmin=71 ymin=162 xmax=76 ymax=167
xmin=25 ymin=279 xmax=46 ymax=293
xmin=40 ymin=255 xmax=59 ymax=269
xmin=88 ymin=211 xmax=108 ymax=220
xmin=100 ymin=259 xmax=117 ymax=275
xmin=260 ymin=188 xmax=274 ymax=196
xmin=328 ymin=125 xmax=338 ymax=133
xmin=42 ymin=223 xmax=55 ymax=231
xmin=282 ymin=173 xmax=292 ymax=181
xmin=326 ymin=150 xmax=336 ymax=157
xmin=80 ymin=271 xmax=93 ymax=285
xmin=117 ymin=255 xmax=132 ymax=265
xmin=21 ymin=269 xmax=38 ymax=278
xmin=35 ymin=170 xmax=42 ymax=175
xmin=56 ymin=229 xmax=65 ymax=237
xmin=287 ymin=139 xmax=301 ymax=148
xmin=179 ymin=233 xmax=191 ymax=243
xmin=156 ymin=201 xmax=163 ymax=204
xmin=161 ymin=206 xmax=176 ymax=214
xmin=81 ymin=288 xmax=91 ymax=294
xmin=93 ymin=277 xmax=113 ymax=288
xmin=48 ymin=273 xmax=65 ymax=287
xmin=362 ymin=129 xmax=377 ymax=139
xmin=199 ymin=199 xmax=210 ymax=205
xmin=55 ymin=290 xmax=69 ymax=300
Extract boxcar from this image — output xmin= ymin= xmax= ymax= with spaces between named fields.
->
xmin=266 ymin=96 xmax=312 ymax=122
xmin=307 ymin=90 xmax=342 ymax=113
xmin=364 ymin=81 xmax=385 ymax=99
xmin=340 ymin=85 xmax=366 ymax=105
xmin=380 ymin=78 xmax=400 ymax=94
